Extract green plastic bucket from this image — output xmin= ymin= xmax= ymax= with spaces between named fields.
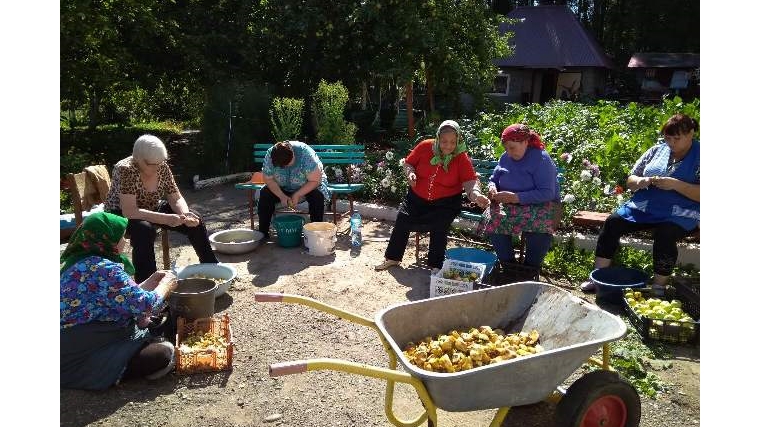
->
xmin=273 ymin=214 xmax=305 ymax=248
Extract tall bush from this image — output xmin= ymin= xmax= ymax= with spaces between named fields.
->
xmin=270 ymin=97 xmax=304 ymax=142
xmin=312 ymin=80 xmax=356 ymax=144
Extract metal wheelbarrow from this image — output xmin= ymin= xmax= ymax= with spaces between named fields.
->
xmin=256 ymin=282 xmax=640 ymax=427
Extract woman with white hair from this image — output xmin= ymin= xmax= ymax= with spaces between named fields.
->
xmin=104 ymin=134 xmax=218 ymax=282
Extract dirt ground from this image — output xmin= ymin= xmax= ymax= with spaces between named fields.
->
xmin=60 ymin=184 xmax=700 ymax=427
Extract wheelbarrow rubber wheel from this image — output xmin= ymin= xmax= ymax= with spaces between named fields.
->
xmin=554 ymin=370 xmax=641 ymax=427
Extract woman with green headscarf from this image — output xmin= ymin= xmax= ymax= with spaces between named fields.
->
xmin=375 ymin=120 xmax=490 ymax=272
xmin=60 ymin=212 xmax=179 ymax=390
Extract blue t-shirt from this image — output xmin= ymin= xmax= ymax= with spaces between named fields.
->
xmin=489 ymin=147 xmax=560 ymax=204
xmin=262 ymin=141 xmax=330 ymax=200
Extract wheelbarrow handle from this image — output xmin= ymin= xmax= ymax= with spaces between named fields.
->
xmin=270 ymin=361 xmax=307 ymax=377
xmin=254 ymin=293 xmax=284 ymax=302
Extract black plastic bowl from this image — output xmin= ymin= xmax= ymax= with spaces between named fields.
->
xmin=591 ymin=267 xmax=648 ymax=304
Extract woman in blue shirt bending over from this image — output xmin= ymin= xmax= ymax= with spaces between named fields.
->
xmin=580 ymin=113 xmax=700 ymax=296
xmin=480 ymin=124 xmax=561 ymax=268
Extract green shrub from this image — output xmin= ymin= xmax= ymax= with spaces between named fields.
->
xmin=312 ymin=80 xmax=357 ymax=144
xmin=270 ymin=97 xmax=304 ymax=141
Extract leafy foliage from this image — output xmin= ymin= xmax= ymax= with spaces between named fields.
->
xmin=312 ymin=80 xmax=357 ymax=144
xmin=466 ymin=97 xmax=699 ymax=214
xmin=270 ymin=97 xmax=305 ymax=142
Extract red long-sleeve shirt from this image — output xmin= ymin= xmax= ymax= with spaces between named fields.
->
xmin=406 ymin=140 xmax=477 ymax=201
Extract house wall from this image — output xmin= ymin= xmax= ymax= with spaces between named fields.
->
xmin=489 ymin=67 xmax=609 ymax=104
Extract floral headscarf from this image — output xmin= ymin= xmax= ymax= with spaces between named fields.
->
xmin=501 ymin=123 xmax=545 ymax=150
xmin=60 ymin=212 xmax=135 ymax=275
xmin=430 ymin=120 xmax=468 ymax=171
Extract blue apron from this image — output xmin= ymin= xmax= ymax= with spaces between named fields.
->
xmin=617 ymin=140 xmax=699 ymax=231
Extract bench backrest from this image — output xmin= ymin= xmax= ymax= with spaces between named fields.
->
xmin=252 ymin=143 xmax=365 ymax=166
xmin=471 ymin=158 xmax=497 ymax=186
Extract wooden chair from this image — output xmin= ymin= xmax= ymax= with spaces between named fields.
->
xmin=67 ymin=168 xmax=171 ymax=269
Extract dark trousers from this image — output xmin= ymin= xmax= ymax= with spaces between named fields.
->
xmin=490 ymin=232 xmax=553 ymax=268
xmin=121 ymin=342 xmax=173 ymax=380
xmin=596 ymin=212 xmax=689 ymax=276
xmin=385 ymin=220 xmax=450 ymax=269
xmin=257 ymin=186 xmax=325 ymax=236
xmin=109 ymin=203 xmax=218 ymax=283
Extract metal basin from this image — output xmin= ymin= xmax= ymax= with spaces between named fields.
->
xmin=209 ymin=228 xmax=264 ymax=254
xmin=175 ymin=263 xmax=237 ymax=298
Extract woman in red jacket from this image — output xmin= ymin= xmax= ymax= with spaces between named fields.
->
xmin=375 ymin=120 xmax=490 ymax=272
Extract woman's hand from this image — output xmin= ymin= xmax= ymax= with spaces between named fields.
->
xmin=473 ymin=193 xmax=490 ymax=209
xmin=166 ymin=213 xmax=185 ymax=227
xmin=182 ymin=212 xmax=200 ymax=227
xmin=278 ymin=194 xmax=292 ymax=209
xmin=290 ymin=193 xmax=303 ymax=208
xmin=494 ymin=191 xmax=519 ymax=204
xmin=407 ymin=171 xmax=417 ymax=188
xmin=487 ymin=184 xmax=498 ymax=199
xmin=650 ymin=176 xmax=679 ymax=191
xmin=140 ymin=270 xmax=166 ymax=291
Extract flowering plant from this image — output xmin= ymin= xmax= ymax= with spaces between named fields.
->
xmin=354 ymin=149 xmax=409 ymax=204
xmin=557 ymin=153 xmax=629 ymax=221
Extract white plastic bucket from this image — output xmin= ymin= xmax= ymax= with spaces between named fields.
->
xmin=302 ymin=222 xmax=337 ymax=256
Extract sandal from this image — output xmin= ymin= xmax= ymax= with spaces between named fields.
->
xmin=580 ymin=280 xmax=596 ymax=293
xmin=374 ymin=259 xmax=401 ymax=271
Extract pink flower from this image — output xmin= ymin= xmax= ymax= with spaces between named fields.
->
xmin=582 ymin=159 xmax=591 ymax=167
xmin=377 ymin=161 xmax=386 ymax=168
xmin=559 ymin=152 xmax=572 ymax=163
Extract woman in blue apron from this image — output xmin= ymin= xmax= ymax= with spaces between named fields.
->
xmin=581 ymin=113 xmax=700 ymax=296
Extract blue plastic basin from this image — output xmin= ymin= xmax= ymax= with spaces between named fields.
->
xmin=591 ymin=267 xmax=648 ymax=304
xmin=445 ymin=247 xmax=498 ymax=275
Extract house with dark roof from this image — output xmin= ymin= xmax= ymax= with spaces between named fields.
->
xmin=627 ymin=53 xmax=700 ymax=103
xmin=490 ymin=5 xmax=613 ymax=104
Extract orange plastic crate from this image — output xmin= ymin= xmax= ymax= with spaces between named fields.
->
xmin=175 ymin=314 xmax=234 ymax=375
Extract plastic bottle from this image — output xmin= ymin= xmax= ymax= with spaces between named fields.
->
xmin=350 ymin=211 xmax=362 ymax=247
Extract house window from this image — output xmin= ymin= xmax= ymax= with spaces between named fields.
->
xmin=493 ymin=74 xmax=510 ymax=95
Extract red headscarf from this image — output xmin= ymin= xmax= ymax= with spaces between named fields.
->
xmin=500 ymin=124 xmax=545 ymax=150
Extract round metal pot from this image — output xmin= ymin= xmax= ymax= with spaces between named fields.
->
xmin=168 ymin=278 xmax=218 ymax=321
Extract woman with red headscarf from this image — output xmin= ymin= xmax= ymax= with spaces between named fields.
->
xmin=479 ymin=124 xmax=561 ymax=268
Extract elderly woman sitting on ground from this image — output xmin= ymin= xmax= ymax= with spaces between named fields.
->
xmin=60 ymin=212 xmax=179 ymax=390
xmin=105 ymin=134 xmax=218 ymax=283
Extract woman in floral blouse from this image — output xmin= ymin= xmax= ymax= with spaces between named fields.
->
xmin=60 ymin=212 xmax=178 ymax=390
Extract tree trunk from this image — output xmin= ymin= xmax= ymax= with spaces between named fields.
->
xmin=88 ymin=89 xmax=99 ymax=130
xmin=426 ymin=67 xmax=435 ymax=112
xmin=406 ymin=81 xmax=414 ymax=138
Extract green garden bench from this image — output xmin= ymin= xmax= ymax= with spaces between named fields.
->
xmin=234 ymin=143 xmax=365 ymax=229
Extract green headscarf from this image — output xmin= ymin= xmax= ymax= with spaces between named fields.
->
xmin=430 ymin=120 xmax=468 ymax=171
xmin=60 ymin=212 xmax=135 ymax=275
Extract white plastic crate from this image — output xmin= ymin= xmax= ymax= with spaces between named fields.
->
xmin=429 ymin=259 xmax=487 ymax=298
